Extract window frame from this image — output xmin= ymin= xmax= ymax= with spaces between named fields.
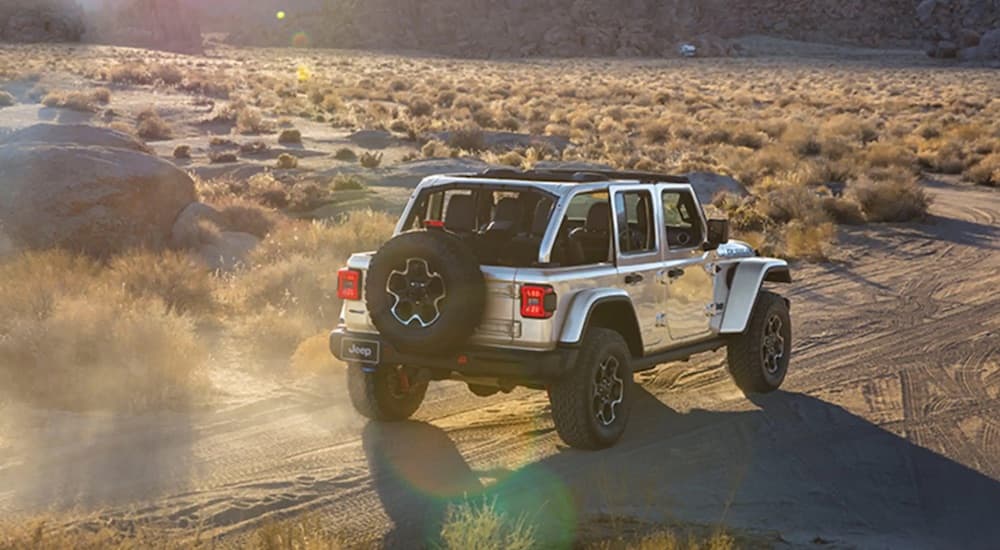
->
xmin=660 ymin=186 xmax=708 ymax=254
xmin=610 ymin=185 xmax=661 ymax=265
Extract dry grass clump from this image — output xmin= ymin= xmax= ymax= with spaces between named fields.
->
xmin=783 ymin=221 xmax=836 ymax=261
xmin=334 ymin=147 xmax=357 ymax=161
xmin=278 ymin=128 xmax=302 ymax=144
xmin=850 ymin=174 xmax=931 ymax=222
xmin=965 ymin=153 xmax=1000 ymax=187
xmin=359 ymin=151 xmax=383 ymax=169
xmin=107 ymin=250 xmax=215 ymax=316
xmin=208 ymin=197 xmax=281 ymax=238
xmin=449 ymin=126 xmax=486 ymax=151
xmin=588 ymin=529 xmax=735 ymax=550
xmin=41 ymin=88 xmax=111 ymax=112
xmin=0 ymin=90 xmax=15 ymax=107
xmin=107 ymin=62 xmax=154 ymax=85
xmin=136 ymin=107 xmax=173 ymax=140
xmin=0 ymin=514 xmax=342 ymax=549
xmin=236 ymin=106 xmax=274 ymax=135
xmin=333 ymin=174 xmax=365 ymax=191
xmin=0 ymin=250 xmax=207 ymax=411
xmin=277 ymin=153 xmax=299 ymax=169
xmin=173 ymin=144 xmax=192 ymax=159
xmin=439 ymin=500 xmax=535 ymax=550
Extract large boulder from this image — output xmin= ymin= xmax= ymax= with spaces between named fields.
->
xmin=0 ymin=123 xmax=152 ymax=153
xmin=0 ymin=125 xmax=196 ymax=256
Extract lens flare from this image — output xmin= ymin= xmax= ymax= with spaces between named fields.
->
xmin=276 ymin=10 xmax=286 ymax=20
xmin=292 ymin=31 xmax=310 ymax=48
xmin=297 ymin=64 xmax=312 ymax=82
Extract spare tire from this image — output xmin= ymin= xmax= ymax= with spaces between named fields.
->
xmin=366 ymin=230 xmax=486 ymax=353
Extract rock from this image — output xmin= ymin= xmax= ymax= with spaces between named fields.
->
xmin=684 ymin=172 xmax=748 ymax=205
xmin=934 ymin=40 xmax=959 ymax=58
xmin=979 ymin=28 xmax=1000 ymax=58
xmin=171 ymin=202 xmax=227 ymax=249
xmin=958 ymin=28 xmax=981 ymax=48
xmin=0 ymin=1 xmax=84 ymax=43
xmin=0 ymin=125 xmax=196 ymax=256
xmin=0 ymin=123 xmax=151 ymax=153
xmin=197 ymin=231 xmax=259 ymax=271
xmin=916 ymin=0 xmax=939 ymax=24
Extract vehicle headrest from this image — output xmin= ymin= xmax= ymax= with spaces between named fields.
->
xmin=494 ymin=197 xmax=521 ymax=224
xmin=445 ymin=194 xmax=476 ymax=231
xmin=531 ymin=199 xmax=553 ymax=235
xmin=585 ymin=202 xmax=611 ymax=232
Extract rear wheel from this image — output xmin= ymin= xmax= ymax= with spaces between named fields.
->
xmin=347 ymin=365 xmax=428 ymax=421
xmin=549 ymin=328 xmax=634 ymax=450
xmin=726 ymin=291 xmax=791 ymax=394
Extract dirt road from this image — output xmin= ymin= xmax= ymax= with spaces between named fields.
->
xmin=1 ymin=179 xmax=997 ymax=548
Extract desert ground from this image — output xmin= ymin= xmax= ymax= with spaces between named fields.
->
xmin=1 ymin=38 xmax=998 ymax=548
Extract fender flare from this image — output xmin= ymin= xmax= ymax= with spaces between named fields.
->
xmin=719 ymin=259 xmax=791 ymax=334
xmin=558 ymin=288 xmax=634 ymax=346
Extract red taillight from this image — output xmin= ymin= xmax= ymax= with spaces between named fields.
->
xmin=337 ymin=268 xmax=362 ymax=300
xmin=520 ymin=284 xmax=557 ymax=319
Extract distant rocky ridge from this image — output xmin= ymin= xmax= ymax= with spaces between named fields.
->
xmin=214 ymin=0 xmax=922 ymax=56
xmin=3 ymin=0 xmax=1000 ymax=61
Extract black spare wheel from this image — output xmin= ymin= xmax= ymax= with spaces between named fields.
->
xmin=366 ymin=230 xmax=486 ymax=353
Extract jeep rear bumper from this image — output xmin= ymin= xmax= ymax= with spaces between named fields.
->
xmin=330 ymin=328 xmax=578 ymax=382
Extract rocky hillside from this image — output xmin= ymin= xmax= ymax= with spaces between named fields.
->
xmin=208 ymin=0 xmax=921 ymax=56
xmin=83 ymin=0 xmax=202 ymax=54
xmin=919 ymin=0 xmax=1000 ymax=60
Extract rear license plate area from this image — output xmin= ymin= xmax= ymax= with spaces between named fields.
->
xmin=341 ymin=338 xmax=380 ymax=364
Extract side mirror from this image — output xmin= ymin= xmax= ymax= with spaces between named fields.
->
xmin=705 ymin=219 xmax=730 ymax=250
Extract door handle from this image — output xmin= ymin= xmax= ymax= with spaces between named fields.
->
xmin=624 ymin=273 xmax=644 ymax=285
xmin=668 ymin=268 xmax=685 ymax=279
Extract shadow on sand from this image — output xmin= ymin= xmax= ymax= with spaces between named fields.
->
xmin=362 ymin=389 xmax=1000 ymax=549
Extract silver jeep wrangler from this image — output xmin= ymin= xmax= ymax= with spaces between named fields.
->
xmin=330 ymin=169 xmax=792 ymax=449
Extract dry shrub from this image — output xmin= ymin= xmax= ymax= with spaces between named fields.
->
xmin=850 ymin=175 xmax=930 ymax=222
xmin=107 ymin=62 xmax=153 ymax=85
xmin=334 ymin=147 xmax=357 ymax=161
xmin=107 ymin=250 xmax=215 ymax=316
xmin=760 ymin=185 xmax=828 ymax=225
xmin=409 ymin=98 xmax=434 ymax=117
xmin=781 ymin=122 xmax=821 ymax=156
xmin=0 ymin=251 xmax=207 ymax=411
xmin=0 ymin=90 xmax=15 ymax=107
xmin=42 ymin=89 xmax=107 ymax=112
xmin=360 ymin=151 xmax=383 ymax=169
xmin=964 ymin=153 xmax=1000 ymax=186
xmin=918 ymin=140 xmax=968 ymax=174
xmin=209 ymin=151 xmax=238 ymax=163
xmin=209 ymin=197 xmax=280 ymax=238
xmin=333 ymin=174 xmax=365 ymax=191
xmin=863 ymin=141 xmax=916 ymax=171
xmin=277 ymin=153 xmax=299 ymax=169
xmin=173 ymin=144 xmax=192 ymax=159
xmin=592 ymin=529 xmax=734 ymax=550
xmin=642 ymin=120 xmax=672 ymax=144
xmin=136 ymin=107 xmax=173 ymax=140
xmin=783 ymin=221 xmax=835 ymax=261
xmin=821 ymin=114 xmax=878 ymax=144
xmin=236 ymin=107 xmax=273 ymax=134
xmin=820 ymin=196 xmax=866 ymax=225
xmin=449 ymin=126 xmax=486 ymax=151
xmin=233 ymin=306 xmax=320 ymax=362
xmin=278 ymin=128 xmax=302 ymax=144
xmin=439 ymin=500 xmax=535 ymax=550
xmin=151 ymin=63 xmax=185 ymax=85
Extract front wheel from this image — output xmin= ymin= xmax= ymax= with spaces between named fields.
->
xmin=347 ymin=365 xmax=428 ymax=421
xmin=549 ymin=328 xmax=634 ymax=450
xmin=726 ymin=291 xmax=791 ymax=394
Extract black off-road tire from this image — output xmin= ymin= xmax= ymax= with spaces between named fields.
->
xmin=726 ymin=291 xmax=792 ymax=394
xmin=366 ymin=230 xmax=485 ymax=353
xmin=347 ymin=365 xmax=428 ymax=421
xmin=549 ymin=328 xmax=634 ymax=450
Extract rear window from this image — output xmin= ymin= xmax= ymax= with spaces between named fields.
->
xmin=402 ymin=185 xmax=555 ymax=266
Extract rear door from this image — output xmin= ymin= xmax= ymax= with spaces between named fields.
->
xmin=610 ymin=185 xmax=666 ymax=353
xmin=659 ymin=186 xmax=715 ymax=343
